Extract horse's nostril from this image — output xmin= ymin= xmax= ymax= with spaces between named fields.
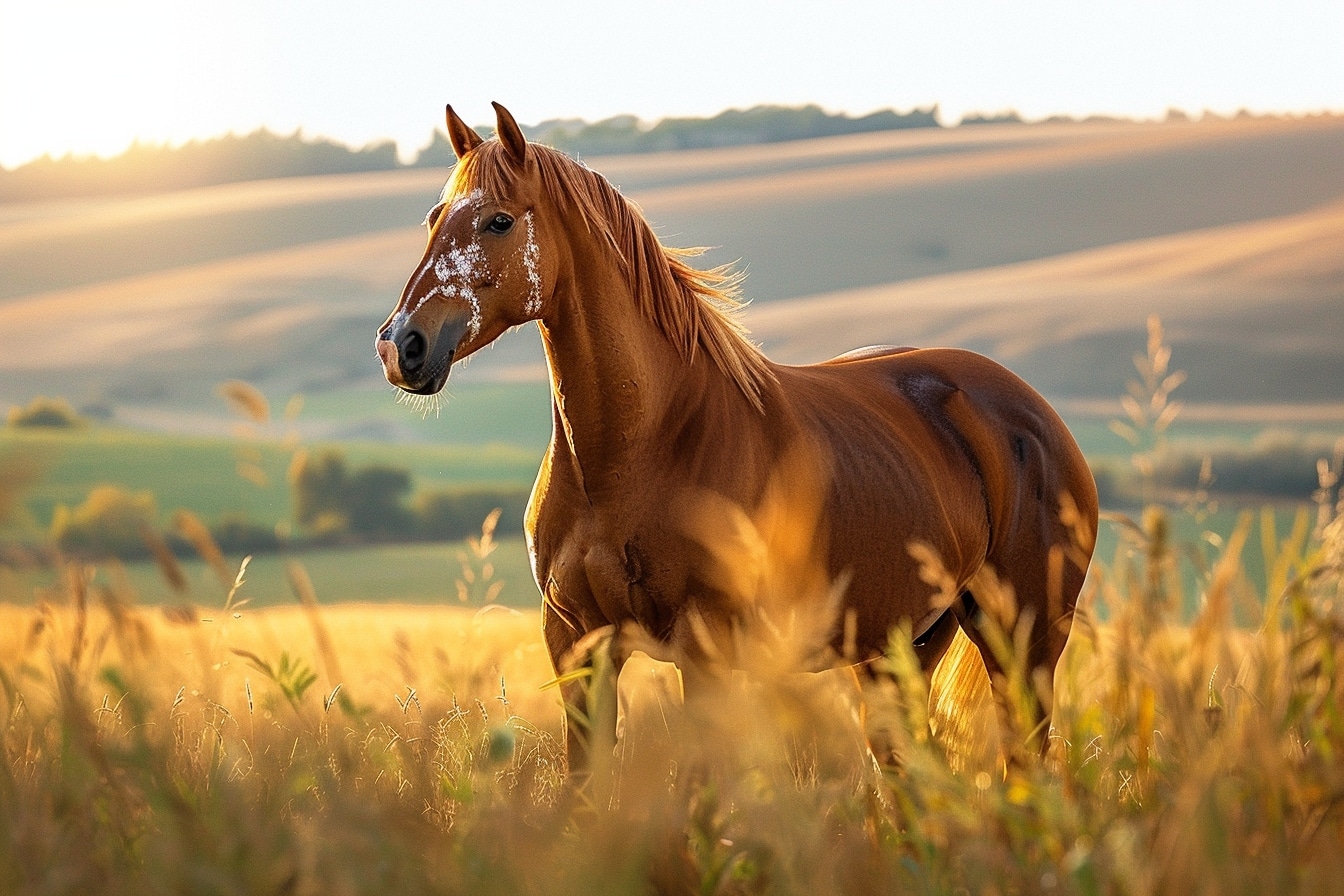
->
xmin=398 ymin=329 xmax=427 ymax=371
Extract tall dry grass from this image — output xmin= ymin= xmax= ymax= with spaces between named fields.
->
xmin=1 ymin=501 xmax=1341 ymax=894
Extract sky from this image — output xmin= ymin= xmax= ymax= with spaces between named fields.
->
xmin=1 ymin=0 xmax=1342 ymax=169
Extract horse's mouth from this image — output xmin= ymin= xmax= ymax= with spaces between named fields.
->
xmin=400 ymin=349 xmax=454 ymax=395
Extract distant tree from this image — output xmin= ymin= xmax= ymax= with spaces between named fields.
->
xmin=210 ymin=513 xmax=282 ymax=554
xmin=3 ymin=105 xmax=951 ymax=201
xmin=292 ymin=449 xmax=351 ymax=535
xmin=343 ymin=465 xmax=415 ymax=537
xmin=415 ymin=104 xmax=943 ymax=164
xmin=959 ymin=111 xmax=1025 ymax=126
xmin=290 ymin=448 xmax=416 ymax=539
xmin=1154 ymin=438 xmax=1337 ymax=499
xmin=7 ymin=397 xmax=84 ymax=428
xmin=413 ymin=130 xmax=457 ymax=168
xmin=0 ymin=129 xmax=401 ymax=203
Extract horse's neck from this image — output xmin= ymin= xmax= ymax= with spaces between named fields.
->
xmin=538 ymin=249 xmax=744 ymax=498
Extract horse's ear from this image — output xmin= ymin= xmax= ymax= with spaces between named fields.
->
xmin=445 ymin=104 xmax=485 ymax=159
xmin=491 ymin=102 xmax=528 ymax=166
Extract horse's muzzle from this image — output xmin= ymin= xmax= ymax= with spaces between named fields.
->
xmin=377 ymin=318 xmax=464 ymax=395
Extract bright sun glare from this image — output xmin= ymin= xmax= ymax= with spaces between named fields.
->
xmin=1 ymin=0 xmax=1341 ymax=169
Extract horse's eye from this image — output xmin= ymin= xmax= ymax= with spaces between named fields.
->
xmin=486 ymin=213 xmax=515 ymax=235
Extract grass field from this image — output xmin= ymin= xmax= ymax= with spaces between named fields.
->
xmin=1 ymin=497 xmax=1340 ymax=893
xmin=2 ymin=537 xmax=543 ymax=610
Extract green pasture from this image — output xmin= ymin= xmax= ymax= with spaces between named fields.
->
xmin=297 ymin=380 xmax=553 ymax=452
xmin=3 ymin=506 xmax=1312 ymax=622
xmin=0 ymin=423 xmax=541 ymax=537
xmin=6 ymin=383 xmax=1337 ymax=537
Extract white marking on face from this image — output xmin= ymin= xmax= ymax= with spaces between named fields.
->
xmin=404 ymin=189 xmax=488 ymax=343
xmin=522 ymin=211 xmax=542 ymax=315
xmin=450 ymin=187 xmax=485 ymax=215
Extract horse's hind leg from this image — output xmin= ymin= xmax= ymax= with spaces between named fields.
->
xmin=957 ymin=534 xmax=1088 ymax=758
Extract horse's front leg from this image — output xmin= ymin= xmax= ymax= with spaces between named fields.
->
xmin=544 ymin=605 xmax=623 ymax=797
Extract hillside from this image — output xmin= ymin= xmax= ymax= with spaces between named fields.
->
xmin=2 ymin=115 xmax=1342 ymax=439
xmin=751 ymin=198 xmax=1344 ymax=408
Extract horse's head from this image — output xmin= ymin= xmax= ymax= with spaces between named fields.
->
xmin=376 ymin=103 xmax=552 ymax=395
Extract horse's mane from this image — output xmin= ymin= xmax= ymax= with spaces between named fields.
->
xmin=450 ymin=141 xmax=777 ymax=412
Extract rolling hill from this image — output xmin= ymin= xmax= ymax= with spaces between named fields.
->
xmin=2 ymin=114 xmax=1342 ymax=440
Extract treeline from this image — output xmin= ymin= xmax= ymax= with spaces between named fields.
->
xmin=4 ymin=104 xmax=1308 ymax=204
xmin=0 ymin=129 xmax=400 ymax=204
xmin=2 ymin=104 xmax=940 ymax=203
xmin=1092 ymin=435 xmax=1344 ymax=508
xmin=416 ymin=104 xmax=940 ymax=164
xmin=45 ymin=447 xmax=529 ymax=562
xmin=1153 ymin=436 xmax=1343 ymax=499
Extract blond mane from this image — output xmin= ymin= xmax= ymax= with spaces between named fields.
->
xmin=448 ymin=141 xmax=777 ymax=411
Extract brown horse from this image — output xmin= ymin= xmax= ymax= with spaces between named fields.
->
xmin=377 ymin=103 xmax=1098 ymax=773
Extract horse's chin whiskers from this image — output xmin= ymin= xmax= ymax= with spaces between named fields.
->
xmin=395 ymin=388 xmax=445 ymax=419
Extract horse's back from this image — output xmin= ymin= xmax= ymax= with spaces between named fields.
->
xmin=807 ymin=346 xmax=1088 ymax=469
xmin=820 ymin=344 xmax=918 ymax=364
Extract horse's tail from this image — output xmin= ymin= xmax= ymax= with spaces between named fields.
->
xmin=928 ymin=627 xmax=996 ymax=771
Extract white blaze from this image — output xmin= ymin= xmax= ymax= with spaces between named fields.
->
xmin=405 ymin=189 xmax=487 ymax=343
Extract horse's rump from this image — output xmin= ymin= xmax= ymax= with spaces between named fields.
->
xmin=776 ymin=346 xmax=1095 ymax=662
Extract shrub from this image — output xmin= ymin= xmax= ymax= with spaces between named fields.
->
xmin=1153 ymin=434 xmax=1344 ymax=499
xmin=342 ymin=465 xmax=415 ymax=537
xmin=291 ymin=449 xmax=350 ymax=531
xmin=50 ymin=484 xmax=157 ymax=557
xmin=415 ymin=487 xmax=530 ymax=541
xmin=7 ymin=396 xmax=84 ymax=428
xmin=209 ymin=513 xmax=282 ymax=554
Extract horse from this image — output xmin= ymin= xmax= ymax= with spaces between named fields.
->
xmin=376 ymin=102 xmax=1099 ymax=776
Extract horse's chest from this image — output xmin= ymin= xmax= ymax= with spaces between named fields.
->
xmin=530 ymin=495 xmax=685 ymax=638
